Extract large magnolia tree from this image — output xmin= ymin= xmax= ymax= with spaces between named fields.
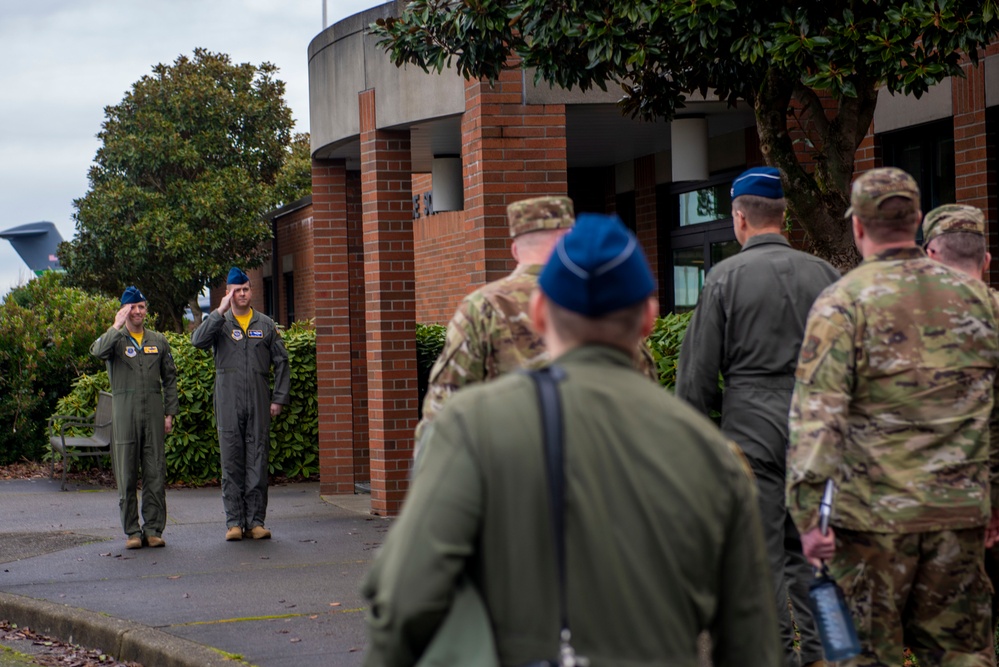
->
xmin=373 ymin=0 xmax=999 ymax=269
xmin=60 ymin=49 xmax=309 ymax=331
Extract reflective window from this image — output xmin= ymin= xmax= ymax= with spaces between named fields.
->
xmin=880 ymin=120 xmax=955 ymax=212
xmin=672 ymin=247 xmax=704 ymax=313
xmin=678 ymin=183 xmax=732 ymax=227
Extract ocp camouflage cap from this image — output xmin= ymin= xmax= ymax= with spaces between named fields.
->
xmin=922 ymin=204 xmax=985 ymax=247
xmin=507 ymin=196 xmax=575 ymax=238
xmin=845 ymin=167 xmax=920 ymax=220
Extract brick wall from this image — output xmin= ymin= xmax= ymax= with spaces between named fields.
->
xmin=272 ymin=206 xmax=315 ymax=326
xmin=411 ymin=169 xmax=474 ymax=323
xmin=414 ymin=209 xmax=473 ymax=324
xmin=409 ymin=67 xmax=573 ymax=325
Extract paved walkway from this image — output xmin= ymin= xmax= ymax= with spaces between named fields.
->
xmin=0 ymin=476 xmax=386 ymax=667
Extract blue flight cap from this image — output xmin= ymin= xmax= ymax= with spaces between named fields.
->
xmin=731 ymin=166 xmax=784 ymax=200
xmin=227 ymin=266 xmax=249 ymax=285
xmin=539 ymin=213 xmax=655 ymax=317
xmin=120 ymin=286 xmax=146 ymax=305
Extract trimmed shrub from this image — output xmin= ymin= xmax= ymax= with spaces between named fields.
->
xmin=416 ymin=323 xmax=446 ymax=416
xmin=162 ymin=331 xmax=220 ymax=483
xmin=268 ymin=321 xmax=318 ymax=479
xmin=645 ymin=311 xmax=693 ymax=391
xmin=0 ymin=273 xmax=119 ymax=464
xmin=51 ymin=322 xmax=319 ymax=485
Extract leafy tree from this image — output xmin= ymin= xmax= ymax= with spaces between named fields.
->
xmin=372 ymin=0 xmax=999 ymax=269
xmin=271 ymin=132 xmax=313 ymax=209
xmin=0 ymin=272 xmax=118 ymax=464
xmin=59 ymin=49 xmax=296 ymax=331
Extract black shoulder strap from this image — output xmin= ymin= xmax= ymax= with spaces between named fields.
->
xmin=529 ymin=366 xmax=569 ymax=638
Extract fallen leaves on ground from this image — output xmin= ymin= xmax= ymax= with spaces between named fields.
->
xmin=0 ymin=620 xmax=143 ymax=666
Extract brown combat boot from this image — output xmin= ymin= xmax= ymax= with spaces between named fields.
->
xmin=225 ymin=526 xmax=243 ymax=541
xmin=145 ymin=536 xmax=166 ymax=548
xmin=247 ymin=525 xmax=271 ymax=540
xmin=125 ymin=536 xmax=142 ymax=550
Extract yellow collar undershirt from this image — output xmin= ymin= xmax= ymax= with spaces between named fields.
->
xmin=235 ymin=309 xmax=253 ymax=333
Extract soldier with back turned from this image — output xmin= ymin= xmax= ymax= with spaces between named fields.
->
xmin=920 ymin=203 xmax=999 ymax=647
xmin=676 ymin=166 xmax=836 ymax=667
xmin=788 ymin=168 xmax=999 ymax=666
xmin=414 ymin=196 xmax=575 ymax=449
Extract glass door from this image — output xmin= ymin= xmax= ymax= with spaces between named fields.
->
xmin=658 ymin=170 xmax=742 ymax=313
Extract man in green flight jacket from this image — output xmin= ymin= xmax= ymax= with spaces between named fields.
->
xmin=191 ymin=267 xmax=289 ymax=542
xmin=91 ymin=286 xmax=178 ymax=550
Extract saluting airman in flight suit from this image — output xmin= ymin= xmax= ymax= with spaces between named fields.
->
xmin=91 ymin=286 xmax=178 ymax=550
xmin=191 ymin=267 xmax=289 ymax=542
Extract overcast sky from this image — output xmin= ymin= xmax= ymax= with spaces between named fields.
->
xmin=0 ymin=0 xmax=375 ymax=298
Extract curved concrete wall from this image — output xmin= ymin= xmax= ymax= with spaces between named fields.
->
xmin=308 ymin=1 xmax=466 ymax=157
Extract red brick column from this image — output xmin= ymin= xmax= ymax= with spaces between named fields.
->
xmin=952 ymin=61 xmax=993 ymax=285
xmin=461 ymin=68 xmax=569 ymax=289
xmin=346 ymin=171 xmax=370 ymax=485
xmin=359 ymin=89 xmax=418 ymax=516
xmin=634 ymin=155 xmax=659 ymax=286
xmin=953 ymin=61 xmax=988 ymax=211
xmin=311 ymin=158 xmax=357 ymax=495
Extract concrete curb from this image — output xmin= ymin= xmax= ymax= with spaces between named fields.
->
xmin=0 ymin=592 xmax=248 ymax=667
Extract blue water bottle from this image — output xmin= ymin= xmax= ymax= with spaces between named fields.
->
xmin=807 ymin=480 xmax=861 ymax=662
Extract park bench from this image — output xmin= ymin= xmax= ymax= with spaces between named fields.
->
xmin=48 ymin=390 xmax=113 ymax=491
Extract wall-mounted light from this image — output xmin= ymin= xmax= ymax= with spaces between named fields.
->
xmin=671 ymin=117 xmax=709 ymax=182
xmin=431 ymin=155 xmax=463 ymax=212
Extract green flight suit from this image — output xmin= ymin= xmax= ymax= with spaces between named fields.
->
xmin=190 ymin=309 xmax=289 ymax=531
xmin=90 ymin=326 xmax=178 ymax=540
xmin=363 ymin=345 xmax=780 ymax=667
xmin=676 ymin=233 xmax=839 ymax=667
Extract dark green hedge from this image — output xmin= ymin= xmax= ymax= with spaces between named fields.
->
xmin=417 ymin=318 xmax=680 ymax=392
xmin=49 ymin=314 xmax=683 ymax=485
xmin=51 ymin=322 xmax=318 ymax=484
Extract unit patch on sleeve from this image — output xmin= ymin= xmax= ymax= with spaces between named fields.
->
xmin=248 ymin=330 xmax=264 ymax=338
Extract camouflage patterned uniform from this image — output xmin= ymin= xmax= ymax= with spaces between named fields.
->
xmin=419 ymin=263 xmax=549 ymax=421
xmin=788 ymin=168 xmax=999 ymax=667
xmin=415 ymin=197 xmax=575 ymax=444
xmin=416 ymin=198 xmax=659 ymax=448
xmin=923 ymin=204 xmax=999 ymax=645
